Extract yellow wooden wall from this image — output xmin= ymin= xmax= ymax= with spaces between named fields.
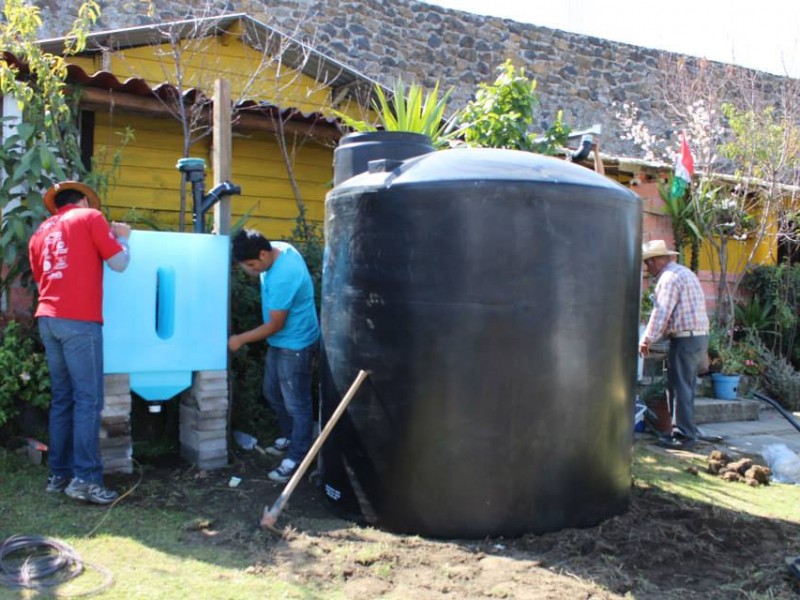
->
xmin=78 ymin=22 xmax=356 ymax=239
xmin=94 ymin=112 xmax=331 ymax=239
xmin=71 ymin=28 xmax=332 ymax=114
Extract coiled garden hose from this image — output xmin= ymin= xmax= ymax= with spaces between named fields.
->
xmin=0 ymin=534 xmax=83 ymax=589
xmin=0 ymin=534 xmax=112 ymax=594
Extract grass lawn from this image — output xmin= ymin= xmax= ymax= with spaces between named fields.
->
xmin=1 ymin=441 xmax=798 ymax=599
xmin=0 ymin=449 xmax=329 ymax=599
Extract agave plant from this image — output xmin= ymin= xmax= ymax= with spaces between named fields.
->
xmin=335 ymin=78 xmax=454 ymax=148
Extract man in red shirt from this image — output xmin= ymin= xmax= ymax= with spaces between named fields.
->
xmin=29 ymin=181 xmax=131 ymax=504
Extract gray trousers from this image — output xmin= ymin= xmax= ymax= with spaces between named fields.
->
xmin=666 ymin=335 xmax=709 ymax=440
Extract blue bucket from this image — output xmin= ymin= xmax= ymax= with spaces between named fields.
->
xmin=711 ymin=373 xmax=741 ymax=400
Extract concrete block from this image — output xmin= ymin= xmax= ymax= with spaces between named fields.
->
xmin=194 ymin=378 xmax=228 ymax=393
xmin=182 ymin=416 xmax=226 ymax=432
xmin=104 ymin=393 xmax=132 ymax=407
xmin=103 ymin=457 xmax=134 ymax=474
xmin=194 ymin=395 xmax=229 ymax=413
xmin=101 ymin=404 xmax=132 ymax=419
xmin=100 ymin=418 xmax=130 ymax=438
xmin=194 ymin=370 xmax=228 ymax=381
xmin=179 ymin=405 xmax=227 ymax=427
xmin=104 ymin=373 xmax=130 ymax=389
xmin=100 ymin=435 xmax=132 ymax=450
xmin=695 ymin=398 xmax=760 ymax=424
xmin=180 ymin=428 xmax=227 ymax=448
xmin=101 ymin=448 xmax=132 ymax=463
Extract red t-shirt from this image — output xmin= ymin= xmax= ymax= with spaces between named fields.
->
xmin=29 ymin=205 xmax=123 ymax=323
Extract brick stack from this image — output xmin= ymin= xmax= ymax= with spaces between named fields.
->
xmin=180 ymin=370 xmax=229 ymax=470
xmin=101 ymin=374 xmax=133 ymax=474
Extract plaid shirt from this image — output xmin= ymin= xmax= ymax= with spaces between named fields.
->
xmin=642 ymin=262 xmax=709 ymax=344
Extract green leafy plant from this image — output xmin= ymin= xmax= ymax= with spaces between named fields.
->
xmin=734 ymin=295 xmax=775 ymax=335
xmin=0 ymin=0 xmax=122 ymax=303
xmin=740 ymin=263 xmax=800 ymax=365
xmin=657 ymin=174 xmax=702 ymax=272
xmin=710 ymin=340 xmax=762 ymax=376
xmin=0 ymin=320 xmax=51 ymax=429
xmin=335 ymin=78 xmax=454 ymax=148
xmin=454 ymin=60 xmax=571 ymax=155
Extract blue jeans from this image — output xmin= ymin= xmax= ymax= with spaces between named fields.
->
xmin=263 ymin=344 xmax=315 ymax=463
xmin=39 ymin=317 xmax=105 ymax=484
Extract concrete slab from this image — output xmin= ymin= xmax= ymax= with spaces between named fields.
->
xmin=717 ymin=434 xmax=800 ymax=455
xmin=699 ymin=407 xmax=800 ymax=455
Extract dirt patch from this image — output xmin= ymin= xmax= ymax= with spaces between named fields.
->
xmin=115 ymin=443 xmax=800 ymax=599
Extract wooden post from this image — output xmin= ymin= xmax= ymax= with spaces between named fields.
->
xmin=212 ymin=79 xmax=232 ymax=235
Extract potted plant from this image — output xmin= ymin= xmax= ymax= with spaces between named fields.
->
xmin=709 ymin=340 xmax=761 ymax=400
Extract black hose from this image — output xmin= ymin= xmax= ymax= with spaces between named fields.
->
xmin=0 ymin=534 xmax=113 ymax=595
xmin=0 ymin=534 xmax=83 ymax=589
xmin=752 ymin=392 xmax=800 ymax=434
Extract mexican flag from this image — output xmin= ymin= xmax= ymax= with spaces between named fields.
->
xmin=669 ymin=131 xmax=694 ymax=200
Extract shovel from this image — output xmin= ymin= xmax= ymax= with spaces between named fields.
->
xmin=260 ymin=369 xmax=368 ymax=533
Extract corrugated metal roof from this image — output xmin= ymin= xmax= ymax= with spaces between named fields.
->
xmin=26 ymin=13 xmax=382 ymax=127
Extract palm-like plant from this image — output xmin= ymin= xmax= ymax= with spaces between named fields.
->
xmin=335 ymin=79 xmax=454 ymax=148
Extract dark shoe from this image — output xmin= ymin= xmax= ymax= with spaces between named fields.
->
xmin=787 ymin=555 xmax=800 ymax=582
xmin=657 ymin=436 xmax=697 ymax=450
xmin=65 ymin=478 xmax=119 ymax=505
xmin=265 ymin=437 xmax=290 ymax=456
xmin=268 ymin=458 xmax=298 ymax=483
xmin=46 ymin=475 xmax=70 ymax=493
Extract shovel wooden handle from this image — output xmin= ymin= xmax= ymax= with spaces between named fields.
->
xmin=261 ymin=369 xmax=368 ymax=529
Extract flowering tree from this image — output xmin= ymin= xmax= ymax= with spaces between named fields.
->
xmin=617 ymin=56 xmax=800 ymax=331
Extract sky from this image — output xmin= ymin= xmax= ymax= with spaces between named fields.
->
xmin=425 ymin=0 xmax=800 ymax=79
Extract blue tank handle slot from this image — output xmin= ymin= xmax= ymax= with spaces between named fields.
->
xmin=155 ymin=266 xmax=175 ymax=340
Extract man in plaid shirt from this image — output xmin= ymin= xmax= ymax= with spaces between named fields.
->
xmin=639 ymin=240 xmax=709 ymax=450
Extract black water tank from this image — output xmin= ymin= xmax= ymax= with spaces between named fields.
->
xmin=332 ymin=131 xmax=434 ymax=185
xmin=320 ymin=144 xmax=641 ymax=539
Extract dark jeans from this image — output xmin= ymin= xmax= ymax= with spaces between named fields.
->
xmin=39 ymin=317 xmax=105 ymax=484
xmin=263 ymin=344 xmax=316 ymax=463
xmin=667 ymin=335 xmax=709 ymax=441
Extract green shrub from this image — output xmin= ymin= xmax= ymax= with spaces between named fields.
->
xmin=455 ymin=60 xmax=571 ymax=155
xmin=740 ymin=263 xmax=800 ymax=366
xmin=0 ymin=319 xmax=51 ymax=429
xmin=229 ymin=267 xmax=273 ymax=438
xmin=752 ymin=337 xmax=800 ymax=411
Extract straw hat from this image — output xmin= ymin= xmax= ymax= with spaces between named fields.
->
xmin=642 ymin=240 xmax=679 ymax=262
xmin=43 ymin=181 xmax=101 ymax=215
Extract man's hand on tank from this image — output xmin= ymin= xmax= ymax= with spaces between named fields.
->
xmin=112 ymin=222 xmax=131 ymax=240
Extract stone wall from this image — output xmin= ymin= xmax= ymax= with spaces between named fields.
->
xmin=36 ymin=0 xmax=790 ymax=156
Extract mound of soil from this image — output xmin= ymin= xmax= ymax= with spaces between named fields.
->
xmin=115 ymin=443 xmax=800 ymax=599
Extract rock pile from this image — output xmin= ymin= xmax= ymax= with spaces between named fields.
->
xmin=706 ymin=450 xmax=771 ymax=487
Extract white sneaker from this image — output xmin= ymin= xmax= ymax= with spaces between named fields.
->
xmin=265 ymin=437 xmax=290 ymax=456
xmin=269 ymin=458 xmax=297 ymax=483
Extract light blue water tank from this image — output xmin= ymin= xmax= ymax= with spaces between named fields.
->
xmin=103 ymin=230 xmax=229 ymax=400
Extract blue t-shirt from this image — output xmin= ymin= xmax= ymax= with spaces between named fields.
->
xmin=260 ymin=242 xmax=320 ymax=350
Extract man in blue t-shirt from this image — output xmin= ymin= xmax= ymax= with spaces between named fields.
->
xmin=228 ymin=229 xmax=320 ymax=482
